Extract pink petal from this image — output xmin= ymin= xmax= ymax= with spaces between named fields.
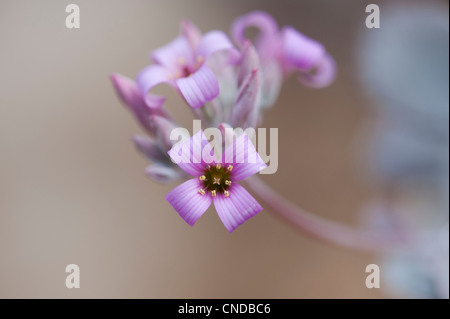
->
xmin=231 ymin=11 xmax=279 ymax=48
xmin=282 ymin=26 xmax=326 ymax=70
xmin=175 ymin=64 xmax=220 ymax=108
xmin=297 ymin=53 xmax=337 ymax=88
xmin=196 ymin=30 xmax=234 ymax=60
xmin=222 ymin=133 xmax=267 ymax=181
xmin=213 ymin=183 xmax=262 ymax=233
xmin=168 ymin=130 xmax=216 ymax=176
xmin=137 ymin=65 xmax=171 ymax=109
xmin=151 ymin=35 xmax=194 ymax=72
xmin=111 ymin=73 xmax=169 ymax=133
xmin=165 ymin=178 xmax=212 ymax=226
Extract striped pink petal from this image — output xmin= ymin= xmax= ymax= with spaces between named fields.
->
xmin=213 ymin=183 xmax=262 ymax=233
xmin=165 ymin=178 xmax=212 ymax=226
xmin=176 ymin=64 xmax=220 ymax=108
xmin=222 ymin=133 xmax=267 ymax=181
xmin=168 ymin=130 xmax=216 ymax=176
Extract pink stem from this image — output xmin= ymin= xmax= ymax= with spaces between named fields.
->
xmin=246 ymin=176 xmax=409 ymax=252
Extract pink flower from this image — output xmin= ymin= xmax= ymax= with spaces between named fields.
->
xmin=138 ymin=20 xmax=235 ymax=109
xmin=165 ymin=130 xmax=267 ymax=233
xmin=231 ymin=11 xmax=336 ymax=88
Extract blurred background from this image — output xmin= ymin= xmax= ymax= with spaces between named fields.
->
xmin=0 ymin=0 xmax=448 ymax=298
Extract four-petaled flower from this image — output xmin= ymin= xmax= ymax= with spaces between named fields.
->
xmin=138 ymin=21 xmax=235 ymax=109
xmin=165 ymin=130 xmax=267 ymax=232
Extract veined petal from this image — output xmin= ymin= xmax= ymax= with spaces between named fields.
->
xmin=213 ymin=183 xmax=262 ymax=233
xmin=222 ymin=133 xmax=267 ymax=181
xmin=137 ymin=65 xmax=171 ymax=109
xmin=231 ymin=11 xmax=279 ymax=48
xmin=282 ymin=26 xmax=326 ymax=70
xmin=168 ymin=130 xmax=216 ymax=176
xmin=145 ymin=164 xmax=185 ymax=183
xmin=176 ymin=64 xmax=220 ymax=108
xmin=151 ymin=35 xmax=194 ymax=72
xmin=165 ymin=178 xmax=212 ymax=226
xmin=297 ymin=53 xmax=337 ymax=88
xmin=196 ymin=30 xmax=234 ymax=60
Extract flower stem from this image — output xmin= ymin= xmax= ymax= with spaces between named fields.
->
xmin=245 ymin=176 xmax=409 ymax=252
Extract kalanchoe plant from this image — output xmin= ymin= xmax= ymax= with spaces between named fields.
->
xmin=111 ymin=11 xmax=408 ymax=241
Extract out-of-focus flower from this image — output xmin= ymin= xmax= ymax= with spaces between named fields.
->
xmin=137 ymin=21 xmax=235 ymax=109
xmin=231 ymin=11 xmax=336 ymax=90
xmin=358 ymin=2 xmax=449 ymax=298
xmin=165 ymin=130 xmax=267 ymax=232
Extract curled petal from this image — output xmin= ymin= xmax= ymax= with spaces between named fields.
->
xmin=222 ymin=133 xmax=267 ymax=181
xmin=282 ymin=26 xmax=326 ymax=71
xmin=231 ymin=69 xmax=260 ymax=129
xmin=111 ymin=73 xmax=169 ymax=133
xmin=137 ymin=65 xmax=171 ymax=109
xmin=176 ymin=64 xmax=220 ymax=108
xmin=298 ymin=53 xmax=337 ymax=88
xmin=213 ymin=183 xmax=262 ymax=233
xmin=168 ymin=130 xmax=216 ymax=176
xmin=196 ymin=30 xmax=235 ymax=60
xmin=151 ymin=35 xmax=194 ymax=72
xmin=133 ymin=135 xmax=166 ymax=163
xmin=231 ymin=11 xmax=279 ymax=48
xmin=165 ymin=178 xmax=212 ymax=226
xmin=145 ymin=164 xmax=185 ymax=183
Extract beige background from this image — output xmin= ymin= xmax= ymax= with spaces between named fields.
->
xmin=0 ymin=0 xmax=394 ymax=298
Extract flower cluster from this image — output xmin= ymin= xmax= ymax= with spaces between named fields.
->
xmin=111 ymin=11 xmax=336 ymax=232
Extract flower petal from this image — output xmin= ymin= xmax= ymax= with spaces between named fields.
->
xmin=176 ymin=64 xmax=220 ymax=108
xmin=231 ymin=11 xmax=279 ymax=48
xmin=137 ymin=65 xmax=171 ymax=109
xmin=297 ymin=53 xmax=337 ymax=88
xmin=151 ymin=35 xmax=194 ymax=72
xmin=282 ymin=26 xmax=326 ymax=70
xmin=165 ymin=178 xmax=212 ymax=226
xmin=213 ymin=183 xmax=262 ymax=233
xmin=222 ymin=133 xmax=267 ymax=181
xmin=196 ymin=30 xmax=235 ymax=60
xmin=168 ymin=130 xmax=216 ymax=176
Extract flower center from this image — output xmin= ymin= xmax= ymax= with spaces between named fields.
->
xmin=198 ymin=164 xmax=233 ymax=197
